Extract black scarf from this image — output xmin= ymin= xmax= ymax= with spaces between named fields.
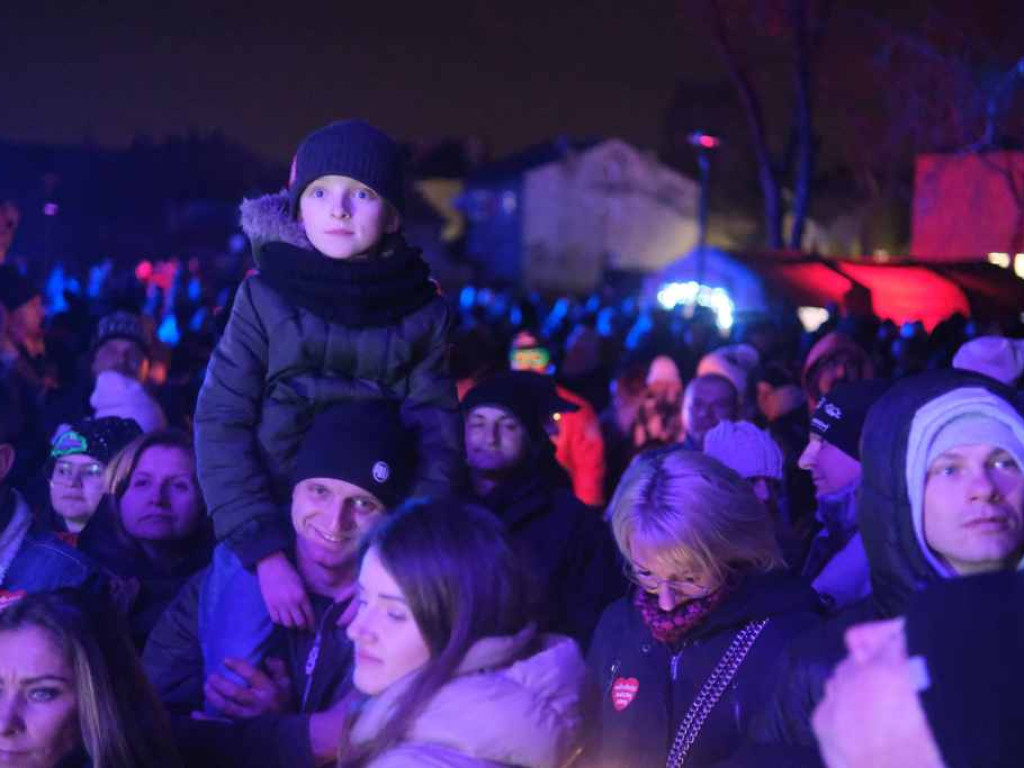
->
xmin=257 ymin=235 xmax=437 ymax=328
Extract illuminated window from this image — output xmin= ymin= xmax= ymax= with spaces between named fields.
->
xmin=988 ymin=252 xmax=1011 ymax=268
xmin=1015 ymin=254 xmax=1024 ymax=280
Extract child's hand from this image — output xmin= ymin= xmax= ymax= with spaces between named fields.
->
xmin=256 ymin=552 xmax=315 ymax=630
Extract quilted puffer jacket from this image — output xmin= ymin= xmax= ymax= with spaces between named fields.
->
xmin=195 ymin=192 xmax=462 ymax=568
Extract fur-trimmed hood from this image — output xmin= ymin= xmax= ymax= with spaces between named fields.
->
xmin=239 ymin=190 xmax=312 ymax=266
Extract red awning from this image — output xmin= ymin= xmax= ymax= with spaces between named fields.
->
xmin=737 ymin=255 xmax=855 ymax=308
xmin=833 ymin=263 xmax=970 ymax=331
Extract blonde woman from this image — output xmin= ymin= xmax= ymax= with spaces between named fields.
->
xmin=585 ymin=447 xmax=822 ymax=768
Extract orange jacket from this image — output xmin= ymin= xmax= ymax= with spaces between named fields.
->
xmin=553 ymin=386 xmax=606 ymax=507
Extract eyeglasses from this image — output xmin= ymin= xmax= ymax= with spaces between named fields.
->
xmin=622 ymin=562 xmax=711 ymax=598
xmin=50 ymin=460 xmax=105 ymax=486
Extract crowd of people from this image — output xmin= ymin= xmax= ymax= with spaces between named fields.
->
xmin=1 ymin=119 xmax=1023 ymax=768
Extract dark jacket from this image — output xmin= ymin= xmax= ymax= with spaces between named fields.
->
xmin=143 ymin=569 xmax=353 ymax=768
xmin=470 ymin=451 xmax=625 ymax=651
xmin=0 ymin=489 xmax=97 ymax=595
xmin=194 ymin=192 xmax=462 ymax=569
xmin=750 ymin=369 xmax=1024 ymax=754
xmin=584 ymin=572 xmax=821 ymax=768
xmin=77 ymin=498 xmax=213 ymax=649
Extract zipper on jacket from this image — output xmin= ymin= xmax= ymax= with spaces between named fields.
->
xmin=670 ymin=650 xmax=683 ymax=681
xmin=300 ymin=604 xmax=337 ymax=711
xmin=604 ymin=660 xmax=621 ymax=696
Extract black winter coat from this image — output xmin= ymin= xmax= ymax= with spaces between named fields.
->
xmin=143 ymin=568 xmax=354 ymax=768
xmin=584 ymin=571 xmax=821 ymax=768
xmin=76 ymin=498 xmax=212 ymax=649
xmin=471 ymin=451 xmax=625 ymax=650
xmin=748 ymin=369 xmax=1024 ymax=758
xmin=194 ymin=192 xmax=462 ymax=569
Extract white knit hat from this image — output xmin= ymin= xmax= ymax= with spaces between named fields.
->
xmin=703 ymin=420 xmax=783 ymax=480
xmin=697 ymin=344 xmax=761 ymax=400
xmin=953 ymin=336 xmax=1024 ymax=386
xmin=646 ymin=355 xmax=682 ymax=387
xmin=90 ymin=370 xmax=167 ymax=433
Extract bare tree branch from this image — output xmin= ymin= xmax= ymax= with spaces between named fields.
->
xmin=705 ymin=0 xmax=784 ymax=248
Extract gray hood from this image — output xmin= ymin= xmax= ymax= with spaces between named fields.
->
xmin=858 ymin=369 xmax=1024 ymax=616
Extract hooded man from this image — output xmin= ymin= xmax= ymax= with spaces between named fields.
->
xmin=750 ymin=369 xmax=1024 ymax=759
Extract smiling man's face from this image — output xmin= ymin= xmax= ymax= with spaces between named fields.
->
xmin=291 ymin=478 xmax=384 ymax=568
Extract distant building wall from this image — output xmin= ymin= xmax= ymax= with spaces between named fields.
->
xmin=522 ymin=140 xmax=699 ymax=293
xmin=911 ymin=152 xmax=1024 ymax=260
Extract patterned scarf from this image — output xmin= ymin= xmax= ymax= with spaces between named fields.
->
xmin=633 ymin=584 xmax=732 ymax=649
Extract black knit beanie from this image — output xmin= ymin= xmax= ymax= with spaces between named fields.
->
xmin=288 ymin=120 xmax=406 ymax=218
xmin=809 ymin=380 xmax=890 ymax=460
xmin=291 ymin=400 xmax=413 ymax=508
xmin=462 ymin=371 xmax=579 ymax=444
xmin=92 ymin=310 xmax=150 ymax=354
xmin=50 ymin=417 xmax=143 ymax=465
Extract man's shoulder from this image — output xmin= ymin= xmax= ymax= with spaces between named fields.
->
xmin=6 ymin=531 xmax=96 ymax=591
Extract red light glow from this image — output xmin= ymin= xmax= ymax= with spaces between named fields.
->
xmin=835 ymin=264 xmax=969 ymax=331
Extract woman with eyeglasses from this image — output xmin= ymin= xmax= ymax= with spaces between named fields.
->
xmin=43 ymin=417 xmax=142 ymax=544
xmin=584 ymin=446 xmax=823 ymax=768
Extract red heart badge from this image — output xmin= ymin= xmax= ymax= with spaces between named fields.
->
xmin=611 ymin=677 xmax=639 ymax=711
xmin=0 ymin=590 xmax=26 ymax=612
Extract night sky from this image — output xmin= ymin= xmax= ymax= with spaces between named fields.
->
xmin=2 ymin=0 xmax=1022 ymax=165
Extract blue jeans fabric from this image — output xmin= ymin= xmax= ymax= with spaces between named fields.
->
xmin=199 ymin=543 xmax=277 ymax=697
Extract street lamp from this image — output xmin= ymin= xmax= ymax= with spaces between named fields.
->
xmin=687 ymin=132 xmax=720 ymax=287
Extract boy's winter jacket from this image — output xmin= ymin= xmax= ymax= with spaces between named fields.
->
xmin=195 ymin=192 xmax=462 ymax=568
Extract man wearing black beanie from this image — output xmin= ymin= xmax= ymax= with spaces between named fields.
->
xmin=798 ymin=380 xmax=891 ymax=611
xmin=462 ymin=371 xmax=624 ymax=649
xmin=145 ymin=400 xmax=416 ymax=768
